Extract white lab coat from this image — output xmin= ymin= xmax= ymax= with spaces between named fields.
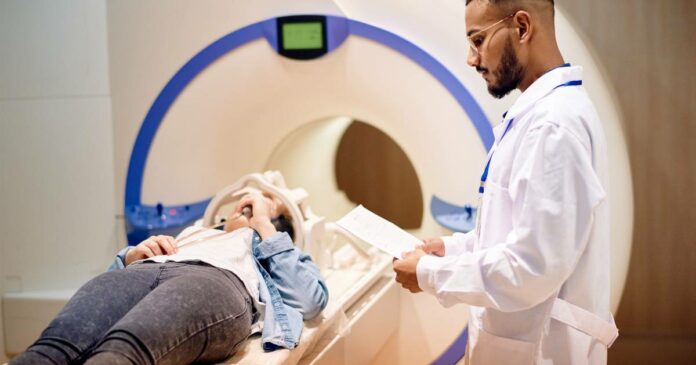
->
xmin=417 ymin=66 xmax=617 ymax=364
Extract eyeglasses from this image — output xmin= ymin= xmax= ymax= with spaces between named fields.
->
xmin=467 ymin=13 xmax=516 ymax=56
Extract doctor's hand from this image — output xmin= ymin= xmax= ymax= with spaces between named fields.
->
xmin=420 ymin=237 xmax=445 ymax=257
xmin=125 ymin=235 xmax=177 ymax=266
xmin=393 ymin=248 xmax=426 ymax=293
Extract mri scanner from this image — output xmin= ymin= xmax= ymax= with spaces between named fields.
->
xmin=3 ymin=1 xmax=633 ymax=363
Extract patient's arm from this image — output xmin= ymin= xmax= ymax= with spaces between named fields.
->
xmin=107 ymin=246 xmax=132 ymax=271
xmin=237 ymin=193 xmax=328 ymax=318
xmin=255 ymin=232 xmax=329 ymax=319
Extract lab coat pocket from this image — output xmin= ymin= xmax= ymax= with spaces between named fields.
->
xmin=469 ymin=322 xmax=537 ymax=365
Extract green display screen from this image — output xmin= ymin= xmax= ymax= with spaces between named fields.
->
xmin=282 ymin=22 xmax=324 ymax=50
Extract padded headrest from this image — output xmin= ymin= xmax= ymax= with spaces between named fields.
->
xmin=202 ymin=171 xmax=308 ymax=249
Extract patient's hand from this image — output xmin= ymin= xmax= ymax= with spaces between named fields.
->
xmin=235 ymin=194 xmax=279 ymax=240
xmin=125 ymin=235 xmax=177 ymax=265
xmin=420 ymin=237 xmax=445 ymax=257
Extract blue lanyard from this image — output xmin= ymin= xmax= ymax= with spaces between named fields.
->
xmin=478 ymin=79 xmax=582 ymax=194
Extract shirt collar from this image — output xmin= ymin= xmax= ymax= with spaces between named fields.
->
xmin=503 ymin=64 xmax=583 ymax=123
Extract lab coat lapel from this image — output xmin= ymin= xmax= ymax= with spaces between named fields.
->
xmin=504 ymin=65 xmax=584 ymax=123
xmin=492 ymin=118 xmax=510 ymax=142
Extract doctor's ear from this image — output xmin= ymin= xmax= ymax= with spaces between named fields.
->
xmin=514 ymin=11 xmax=532 ymax=42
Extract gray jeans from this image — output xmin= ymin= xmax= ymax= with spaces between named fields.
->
xmin=10 ymin=261 xmax=254 ymax=365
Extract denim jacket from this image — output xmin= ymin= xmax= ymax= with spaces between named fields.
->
xmin=108 ymin=230 xmax=329 ymax=351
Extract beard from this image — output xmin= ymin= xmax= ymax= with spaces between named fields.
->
xmin=486 ymin=38 xmax=524 ymax=99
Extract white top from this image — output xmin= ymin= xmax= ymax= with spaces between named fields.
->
xmin=141 ymin=226 xmax=264 ymax=333
xmin=417 ymin=66 xmax=613 ymax=364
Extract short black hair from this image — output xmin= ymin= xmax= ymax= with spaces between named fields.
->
xmin=466 ymin=0 xmax=554 ymax=5
xmin=465 ymin=0 xmax=555 ymax=19
xmin=272 ymin=214 xmax=295 ymax=241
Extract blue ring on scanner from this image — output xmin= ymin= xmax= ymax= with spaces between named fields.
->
xmin=125 ymin=15 xmax=493 ymax=244
xmin=125 ymin=16 xmax=494 ymax=362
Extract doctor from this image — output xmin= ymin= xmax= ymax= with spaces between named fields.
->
xmin=393 ymin=0 xmax=618 ymax=364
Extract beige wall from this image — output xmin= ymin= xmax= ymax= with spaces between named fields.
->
xmin=556 ymin=0 xmax=696 ymax=363
xmin=0 ymin=0 xmax=118 ymax=359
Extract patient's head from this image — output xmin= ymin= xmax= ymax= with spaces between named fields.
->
xmin=223 ymin=193 xmax=295 ymax=240
xmin=271 ymin=214 xmax=295 ymax=241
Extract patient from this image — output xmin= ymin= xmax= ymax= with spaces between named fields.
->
xmin=11 ymin=193 xmax=329 ymax=365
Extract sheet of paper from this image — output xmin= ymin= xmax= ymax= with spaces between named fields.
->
xmin=335 ymin=205 xmax=421 ymax=258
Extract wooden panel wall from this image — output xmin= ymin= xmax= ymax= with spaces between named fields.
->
xmin=555 ymin=0 xmax=696 ymax=363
